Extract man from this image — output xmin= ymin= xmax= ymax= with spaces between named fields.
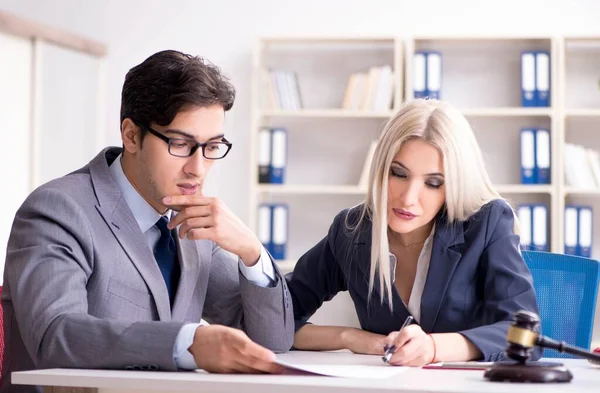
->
xmin=1 ymin=50 xmax=293 ymax=393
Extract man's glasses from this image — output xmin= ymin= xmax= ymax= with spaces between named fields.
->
xmin=139 ymin=124 xmax=232 ymax=159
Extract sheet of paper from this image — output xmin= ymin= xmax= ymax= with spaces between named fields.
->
xmin=275 ymin=357 xmax=406 ymax=378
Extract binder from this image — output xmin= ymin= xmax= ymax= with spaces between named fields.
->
xmin=578 ymin=206 xmax=593 ymax=258
xmin=257 ymin=204 xmax=273 ymax=255
xmin=271 ymin=204 xmax=288 ymax=260
xmin=520 ymin=129 xmax=536 ymax=184
xmin=531 ymin=204 xmax=548 ymax=252
xmin=517 ymin=205 xmax=532 ymax=251
xmin=535 ymin=51 xmax=550 ymax=107
xmin=413 ymin=52 xmax=426 ymax=99
xmin=564 ymin=205 xmax=578 ymax=255
xmin=535 ymin=128 xmax=551 ymax=184
xmin=521 ymin=52 xmax=536 ymax=107
xmin=426 ymin=52 xmax=442 ymax=100
xmin=258 ymin=128 xmax=272 ymax=184
xmin=270 ymin=128 xmax=287 ymax=184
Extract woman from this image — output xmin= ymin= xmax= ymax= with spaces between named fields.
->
xmin=286 ymin=99 xmax=541 ymax=366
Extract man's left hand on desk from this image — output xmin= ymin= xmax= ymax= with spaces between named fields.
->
xmin=189 ymin=324 xmax=285 ymax=374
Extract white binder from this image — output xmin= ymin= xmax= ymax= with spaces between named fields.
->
xmin=270 ymin=128 xmax=287 ymax=184
xmin=578 ymin=206 xmax=593 ymax=258
xmin=535 ymin=52 xmax=550 ymax=107
xmin=271 ymin=204 xmax=288 ymax=260
xmin=257 ymin=128 xmax=272 ymax=183
xmin=521 ymin=52 xmax=535 ymax=106
xmin=257 ymin=204 xmax=272 ymax=254
xmin=426 ymin=52 xmax=442 ymax=99
xmin=564 ymin=205 xmax=578 ymax=255
xmin=535 ymin=128 xmax=550 ymax=184
xmin=517 ymin=205 xmax=532 ymax=250
xmin=413 ymin=52 xmax=426 ymax=98
xmin=520 ymin=129 xmax=536 ymax=184
xmin=532 ymin=205 xmax=548 ymax=251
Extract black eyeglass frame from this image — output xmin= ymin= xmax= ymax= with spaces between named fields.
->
xmin=138 ymin=123 xmax=233 ymax=159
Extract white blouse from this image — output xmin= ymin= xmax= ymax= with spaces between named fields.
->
xmin=389 ymin=225 xmax=436 ymax=324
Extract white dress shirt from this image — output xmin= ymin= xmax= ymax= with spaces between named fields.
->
xmin=109 ymin=154 xmax=275 ymax=369
xmin=390 ymin=225 xmax=435 ymax=324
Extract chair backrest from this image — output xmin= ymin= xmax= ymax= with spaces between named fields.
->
xmin=522 ymin=251 xmax=600 ymax=358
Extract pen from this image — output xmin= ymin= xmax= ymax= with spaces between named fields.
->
xmin=382 ymin=315 xmax=413 ymax=364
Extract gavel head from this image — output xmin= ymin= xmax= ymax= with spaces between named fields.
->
xmin=505 ymin=310 xmax=540 ymax=363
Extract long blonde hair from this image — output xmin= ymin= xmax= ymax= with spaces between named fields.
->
xmin=355 ymin=99 xmax=516 ymax=306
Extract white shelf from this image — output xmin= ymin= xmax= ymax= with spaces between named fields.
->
xmin=259 ymin=184 xmax=555 ymax=195
xmin=261 ymin=36 xmax=396 ymax=45
xmin=565 ymin=109 xmax=600 ymax=117
xmin=262 ymin=109 xmax=395 ymax=119
xmin=263 ymin=108 xmax=556 ymax=119
xmin=258 ymin=184 xmax=552 ymax=195
xmin=495 ymin=185 xmax=554 ymax=194
xmin=461 ymin=107 xmax=553 ymax=117
xmin=564 ymin=187 xmax=600 ymax=196
xmin=413 ymin=36 xmax=553 ymax=43
xmin=258 ymin=184 xmax=367 ymax=195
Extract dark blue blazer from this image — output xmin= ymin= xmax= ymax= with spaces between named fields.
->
xmin=286 ymin=199 xmax=542 ymax=361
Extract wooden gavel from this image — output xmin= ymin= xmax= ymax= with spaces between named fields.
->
xmin=505 ymin=310 xmax=600 ymax=364
xmin=484 ymin=310 xmax=600 ymax=383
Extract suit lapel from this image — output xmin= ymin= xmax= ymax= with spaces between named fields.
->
xmin=419 ymin=211 xmax=464 ymax=333
xmin=171 ymin=236 xmax=204 ymax=321
xmin=90 ymin=148 xmax=172 ymax=321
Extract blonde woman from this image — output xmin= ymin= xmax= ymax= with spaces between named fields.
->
xmin=285 ymin=99 xmax=541 ymax=366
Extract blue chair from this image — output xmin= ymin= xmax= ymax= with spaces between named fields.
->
xmin=522 ymin=251 xmax=600 ymax=358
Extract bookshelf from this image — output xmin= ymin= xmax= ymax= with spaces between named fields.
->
xmin=249 ymin=36 xmax=402 ymax=272
xmin=250 ymin=35 xmax=600 ymax=272
xmin=559 ymin=36 xmax=600 ymax=261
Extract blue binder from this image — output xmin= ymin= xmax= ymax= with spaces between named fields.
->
xmin=564 ymin=205 xmax=579 ymax=255
xmin=520 ymin=128 xmax=537 ymax=184
xmin=535 ymin=51 xmax=551 ymax=107
xmin=521 ymin=52 xmax=536 ymax=107
xmin=413 ymin=52 xmax=427 ymax=99
xmin=426 ymin=51 xmax=442 ymax=99
xmin=269 ymin=128 xmax=287 ymax=184
xmin=258 ymin=128 xmax=272 ymax=184
xmin=531 ymin=204 xmax=548 ymax=252
xmin=257 ymin=204 xmax=273 ymax=255
xmin=270 ymin=204 xmax=288 ymax=260
xmin=535 ymin=128 xmax=551 ymax=184
xmin=578 ymin=206 xmax=593 ymax=258
xmin=517 ymin=204 xmax=533 ymax=251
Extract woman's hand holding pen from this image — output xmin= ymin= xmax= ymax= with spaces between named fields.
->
xmin=340 ymin=328 xmax=388 ymax=355
xmin=384 ymin=324 xmax=436 ymax=366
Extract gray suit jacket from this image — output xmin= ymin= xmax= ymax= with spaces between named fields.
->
xmin=1 ymin=148 xmax=294 ymax=393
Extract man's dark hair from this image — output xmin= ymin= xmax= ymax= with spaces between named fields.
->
xmin=120 ymin=50 xmax=236 ymax=134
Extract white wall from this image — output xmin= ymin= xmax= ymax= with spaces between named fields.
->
xmin=2 ymin=0 xmax=600 ymax=223
xmin=3 ymin=0 xmax=600 ymax=332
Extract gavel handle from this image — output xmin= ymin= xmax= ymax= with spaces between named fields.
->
xmin=538 ymin=336 xmax=600 ymax=361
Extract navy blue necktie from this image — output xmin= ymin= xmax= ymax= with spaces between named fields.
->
xmin=154 ymin=216 xmax=180 ymax=306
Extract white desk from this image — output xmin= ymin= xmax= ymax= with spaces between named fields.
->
xmin=11 ymin=351 xmax=600 ymax=393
